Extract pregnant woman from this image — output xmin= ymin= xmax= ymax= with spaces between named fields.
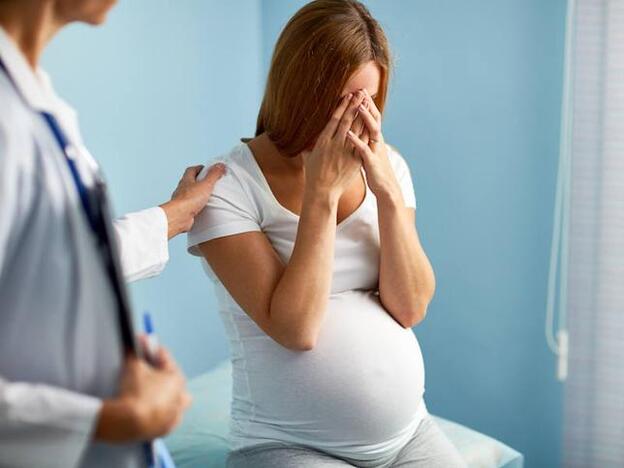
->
xmin=188 ymin=1 xmax=465 ymax=467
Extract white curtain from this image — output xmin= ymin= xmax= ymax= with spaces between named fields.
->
xmin=563 ymin=0 xmax=624 ymax=467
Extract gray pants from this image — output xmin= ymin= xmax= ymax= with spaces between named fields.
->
xmin=227 ymin=415 xmax=467 ymax=468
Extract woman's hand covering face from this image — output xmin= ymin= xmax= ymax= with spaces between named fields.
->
xmin=346 ymin=89 xmax=401 ymax=200
xmin=301 ymin=92 xmax=368 ymax=197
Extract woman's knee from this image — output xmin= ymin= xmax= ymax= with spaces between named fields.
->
xmin=391 ymin=416 xmax=467 ymax=468
xmin=227 ymin=443 xmax=354 ymax=468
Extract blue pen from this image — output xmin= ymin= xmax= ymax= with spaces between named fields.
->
xmin=143 ymin=311 xmax=160 ymax=366
xmin=142 ymin=312 xmax=158 ymax=467
xmin=141 ymin=312 xmax=177 ymax=468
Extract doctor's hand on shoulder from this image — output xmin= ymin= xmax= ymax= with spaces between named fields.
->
xmin=160 ymin=163 xmax=226 ymax=240
xmin=95 ymin=345 xmax=192 ymax=443
xmin=116 ymin=162 xmax=226 ymax=283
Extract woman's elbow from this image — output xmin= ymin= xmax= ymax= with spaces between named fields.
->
xmin=268 ymin=315 xmax=319 ymax=351
xmin=280 ymin=332 xmax=318 ymax=351
xmin=396 ymin=298 xmax=430 ymax=328
xmin=401 ymin=307 xmax=427 ymax=328
xmin=291 ymin=337 xmax=317 ymax=351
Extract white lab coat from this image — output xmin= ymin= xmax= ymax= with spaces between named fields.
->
xmin=0 ymin=28 xmax=169 ymax=467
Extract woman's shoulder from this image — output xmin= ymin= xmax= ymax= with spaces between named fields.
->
xmin=201 ymin=141 xmax=248 ymax=173
xmin=198 ymin=142 xmax=269 ymax=212
xmin=187 ymin=143 xmax=265 ymax=256
xmin=199 ymin=142 xmax=255 ymax=185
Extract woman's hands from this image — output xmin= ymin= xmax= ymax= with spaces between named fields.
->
xmin=302 ymin=92 xmax=367 ymax=202
xmin=94 ymin=345 xmax=191 ymax=443
xmin=346 ymin=90 xmax=402 ymax=204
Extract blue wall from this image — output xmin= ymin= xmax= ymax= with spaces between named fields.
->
xmin=261 ymin=1 xmax=566 ymax=467
xmin=44 ymin=1 xmax=566 ymax=466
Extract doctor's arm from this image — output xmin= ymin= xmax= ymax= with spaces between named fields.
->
xmin=115 ymin=164 xmax=225 ymax=283
xmin=0 ymin=375 xmax=102 ymax=467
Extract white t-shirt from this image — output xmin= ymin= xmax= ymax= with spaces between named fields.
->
xmin=187 ymin=142 xmax=427 ymax=463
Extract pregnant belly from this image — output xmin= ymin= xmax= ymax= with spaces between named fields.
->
xmin=239 ymin=290 xmax=426 ymax=448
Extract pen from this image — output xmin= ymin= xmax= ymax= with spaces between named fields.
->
xmin=141 ymin=312 xmax=178 ymax=468
xmin=142 ymin=311 xmax=159 ymax=468
xmin=142 ymin=311 xmax=160 ymax=367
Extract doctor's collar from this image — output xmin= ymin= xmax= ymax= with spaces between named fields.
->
xmin=0 ymin=26 xmax=58 ymax=114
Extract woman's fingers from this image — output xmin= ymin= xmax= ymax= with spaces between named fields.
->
xmin=335 ymin=91 xmax=366 ymax=141
xmin=346 ymin=130 xmax=374 ymax=164
xmin=363 ymin=89 xmax=382 ymax=122
xmin=349 ymin=113 xmax=366 ymax=155
xmin=360 ymin=127 xmax=370 ymax=147
xmin=357 ymin=103 xmax=382 ymax=143
xmin=318 ymin=90 xmax=378 ymax=148
xmin=351 ymin=113 xmax=365 ymax=138
xmin=321 ymin=93 xmax=353 ymax=139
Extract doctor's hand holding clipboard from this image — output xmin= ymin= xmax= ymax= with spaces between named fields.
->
xmin=0 ymin=1 xmax=224 ymax=467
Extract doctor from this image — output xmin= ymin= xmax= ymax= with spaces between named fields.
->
xmin=0 ymin=0 xmax=225 ymax=467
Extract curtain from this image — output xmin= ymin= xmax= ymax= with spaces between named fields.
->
xmin=562 ymin=0 xmax=624 ymax=466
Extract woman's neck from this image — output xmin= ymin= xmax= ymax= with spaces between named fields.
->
xmin=0 ymin=0 xmax=63 ymax=70
xmin=251 ymin=133 xmax=305 ymax=171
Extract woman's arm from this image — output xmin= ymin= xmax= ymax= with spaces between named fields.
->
xmin=199 ymin=193 xmax=338 ymax=351
xmin=347 ymin=90 xmax=435 ymax=328
xmin=198 ymin=92 xmax=365 ymax=350
xmin=376 ymin=196 xmax=436 ymax=328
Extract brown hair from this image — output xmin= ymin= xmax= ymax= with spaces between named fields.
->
xmin=256 ymin=0 xmax=392 ymax=157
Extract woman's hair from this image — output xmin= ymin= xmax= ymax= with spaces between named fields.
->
xmin=256 ymin=0 xmax=392 ymax=157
